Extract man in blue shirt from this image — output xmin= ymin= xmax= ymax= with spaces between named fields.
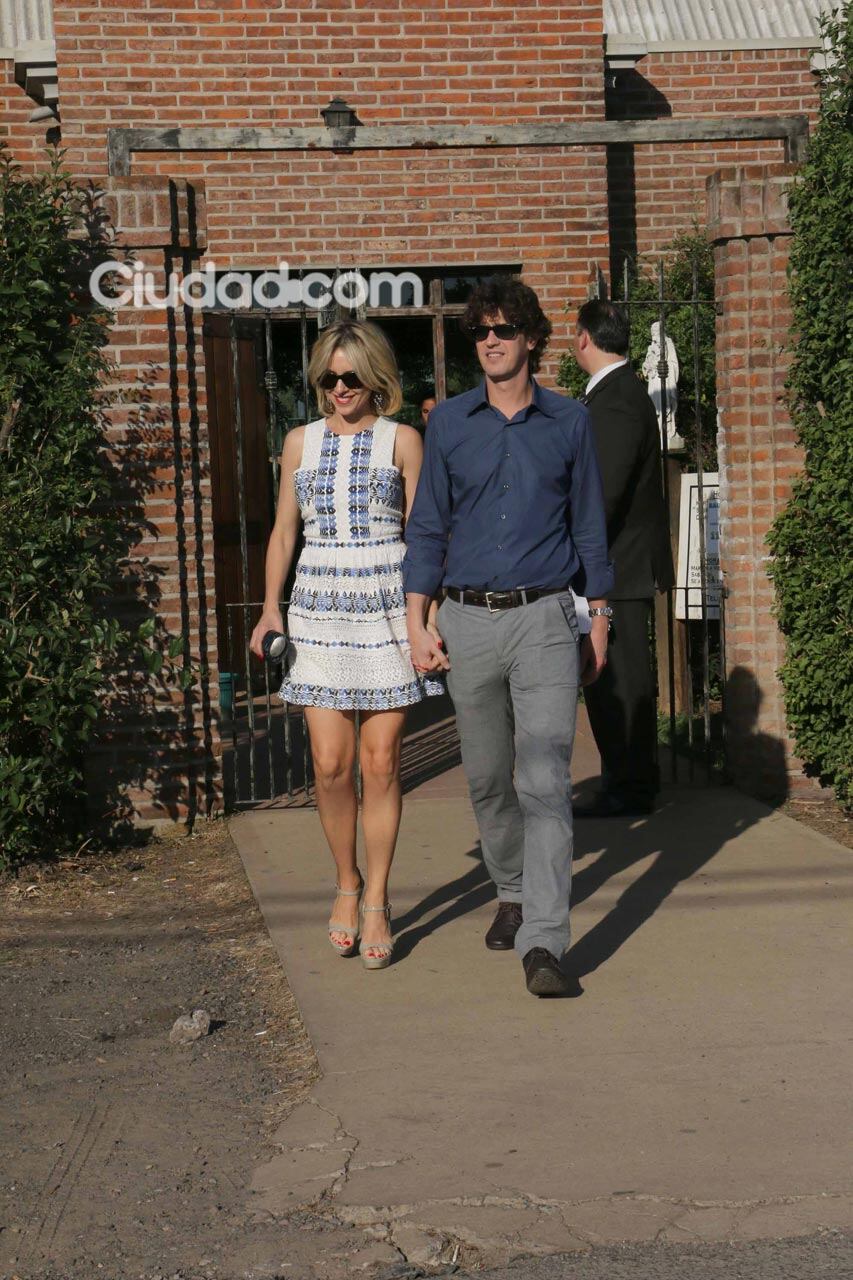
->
xmin=403 ymin=278 xmax=614 ymax=997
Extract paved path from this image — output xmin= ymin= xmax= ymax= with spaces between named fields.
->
xmin=229 ymin=703 xmax=853 ymax=1273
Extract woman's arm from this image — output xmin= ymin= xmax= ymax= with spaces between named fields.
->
xmin=249 ymin=427 xmax=304 ymax=658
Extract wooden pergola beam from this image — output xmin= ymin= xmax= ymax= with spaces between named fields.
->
xmin=107 ymin=115 xmax=809 ymax=177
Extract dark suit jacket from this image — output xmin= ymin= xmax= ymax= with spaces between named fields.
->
xmin=584 ymin=362 xmax=675 ymax=600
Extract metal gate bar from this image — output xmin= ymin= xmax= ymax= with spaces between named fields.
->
xmin=692 ymin=257 xmax=714 ymax=779
xmin=228 ymin=316 xmax=257 ymax=802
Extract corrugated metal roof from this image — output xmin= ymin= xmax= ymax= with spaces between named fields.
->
xmin=0 ymin=0 xmax=54 ymax=50
xmin=604 ymin=0 xmax=829 ymax=45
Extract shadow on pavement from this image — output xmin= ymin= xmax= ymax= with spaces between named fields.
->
xmin=394 ymin=786 xmax=784 ymax=976
xmin=566 ymin=794 xmax=768 ymax=977
xmin=392 ymin=846 xmax=492 ymax=961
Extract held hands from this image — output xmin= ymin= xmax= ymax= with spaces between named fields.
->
xmin=410 ymin=622 xmax=450 ymax=674
xmin=579 ymin=617 xmax=609 ymax=686
xmin=249 ymin=606 xmax=285 ymax=660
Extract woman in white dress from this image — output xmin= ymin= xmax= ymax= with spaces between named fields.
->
xmin=249 ymin=321 xmax=442 ymax=969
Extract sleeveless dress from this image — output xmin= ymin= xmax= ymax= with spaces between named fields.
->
xmin=279 ymin=417 xmax=444 ymax=710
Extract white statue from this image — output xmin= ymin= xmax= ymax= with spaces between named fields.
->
xmin=642 ymin=321 xmax=685 ymax=452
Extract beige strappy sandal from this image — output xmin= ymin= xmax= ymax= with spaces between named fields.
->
xmin=359 ymin=902 xmax=394 ymax=970
xmin=328 ymin=874 xmax=363 ymax=957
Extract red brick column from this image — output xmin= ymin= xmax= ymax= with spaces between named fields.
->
xmin=85 ymin=176 xmax=223 ymax=832
xmin=0 ymin=59 xmax=55 ymax=169
xmin=706 ymin=163 xmax=812 ymax=803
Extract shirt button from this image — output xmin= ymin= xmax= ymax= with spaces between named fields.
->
xmin=503 ymin=483 xmax=509 ymax=490
xmin=505 ymin=452 xmax=510 ymax=458
xmin=497 ymin=544 xmax=502 ymax=550
xmin=500 ymin=513 xmax=506 ymax=520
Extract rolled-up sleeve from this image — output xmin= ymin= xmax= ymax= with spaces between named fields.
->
xmin=567 ymin=411 xmax=615 ymax=599
xmin=402 ymin=415 xmax=451 ymax=597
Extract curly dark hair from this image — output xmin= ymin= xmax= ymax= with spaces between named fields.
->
xmin=460 ymin=277 xmax=552 ymax=373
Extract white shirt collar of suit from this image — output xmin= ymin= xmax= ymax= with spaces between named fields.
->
xmin=585 ymin=358 xmax=628 ymax=397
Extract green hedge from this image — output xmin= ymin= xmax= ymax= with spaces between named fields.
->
xmin=767 ymin=6 xmax=853 ymax=809
xmin=0 ymin=150 xmax=170 ymax=870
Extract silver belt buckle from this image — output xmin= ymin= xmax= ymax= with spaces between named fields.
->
xmin=484 ymin=591 xmax=498 ymax=613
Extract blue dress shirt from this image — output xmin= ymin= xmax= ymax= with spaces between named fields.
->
xmin=402 ymin=379 xmax=614 ymax=598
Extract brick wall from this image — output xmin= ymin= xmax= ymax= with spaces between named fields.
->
xmin=0 ymin=58 xmax=55 ymax=168
xmin=53 ymin=3 xmax=604 ymax=150
xmin=608 ymin=48 xmax=819 ymax=272
xmin=84 ymin=177 xmax=220 ymax=826
xmin=707 ymin=163 xmax=811 ymax=803
xmin=53 ymin=1 xmax=611 ymax=373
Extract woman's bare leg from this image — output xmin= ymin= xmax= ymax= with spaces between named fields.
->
xmin=358 ymin=708 xmax=407 ymax=957
xmin=304 ymin=706 xmax=359 ymax=947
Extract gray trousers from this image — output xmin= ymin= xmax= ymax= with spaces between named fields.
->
xmin=437 ymin=591 xmax=580 ymax=959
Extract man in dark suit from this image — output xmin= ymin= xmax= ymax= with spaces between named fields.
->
xmin=572 ymin=300 xmax=674 ymax=817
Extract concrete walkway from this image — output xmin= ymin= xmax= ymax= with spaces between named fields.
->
xmin=230 ymin=703 xmax=853 ymax=1272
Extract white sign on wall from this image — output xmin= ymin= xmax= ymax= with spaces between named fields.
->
xmin=676 ymin=472 xmax=721 ymax=621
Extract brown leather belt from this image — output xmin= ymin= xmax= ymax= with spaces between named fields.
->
xmin=444 ymin=586 xmax=566 ymax=612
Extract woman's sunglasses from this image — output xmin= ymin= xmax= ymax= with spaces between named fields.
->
xmin=468 ymin=323 xmax=521 ymax=342
xmin=319 ymin=369 xmax=365 ymax=391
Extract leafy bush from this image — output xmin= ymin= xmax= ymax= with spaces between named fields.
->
xmin=0 ymin=150 xmax=149 ymax=869
xmin=767 ymin=6 xmax=853 ymax=809
xmin=559 ymin=229 xmax=717 ymax=470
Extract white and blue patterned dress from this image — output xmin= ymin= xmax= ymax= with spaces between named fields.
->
xmin=279 ymin=417 xmax=444 ymax=710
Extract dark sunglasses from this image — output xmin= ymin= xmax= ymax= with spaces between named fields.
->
xmin=469 ymin=323 xmax=521 ymax=342
xmin=319 ymin=369 xmax=365 ymax=391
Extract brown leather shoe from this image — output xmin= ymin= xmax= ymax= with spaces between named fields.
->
xmin=485 ymin=902 xmax=523 ymax=950
xmin=522 ymin=948 xmax=582 ymax=997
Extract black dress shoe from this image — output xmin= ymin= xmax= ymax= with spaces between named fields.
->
xmin=485 ymin=902 xmax=523 ymax=950
xmin=573 ymin=792 xmax=654 ymax=819
xmin=522 ymin=948 xmax=582 ymax=998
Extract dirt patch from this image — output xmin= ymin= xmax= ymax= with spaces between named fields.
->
xmin=0 ymin=820 xmax=335 ymax=1279
xmin=782 ymin=795 xmax=852 ymax=852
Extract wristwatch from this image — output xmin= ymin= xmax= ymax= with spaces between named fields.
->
xmin=588 ymin=606 xmax=614 ymax=625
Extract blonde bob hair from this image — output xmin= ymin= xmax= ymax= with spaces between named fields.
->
xmin=308 ymin=319 xmax=403 ymax=418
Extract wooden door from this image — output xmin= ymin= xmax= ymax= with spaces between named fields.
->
xmin=203 ymin=314 xmax=274 ymax=672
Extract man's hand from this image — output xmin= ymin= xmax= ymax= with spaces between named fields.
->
xmin=426 ymin=619 xmax=445 ymax=650
xmin=410 ymin=625 xmax=450 ymax=674
xmin=579 ymin=617 xmax=609 ymax=686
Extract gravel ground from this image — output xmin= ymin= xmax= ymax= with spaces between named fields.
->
xmin=782 ymin=796 xmax=852 ymax=851
xmin=443 ymin=1231 xmax=853 ymax=1280
xmin=1 ymin=821 xmax=321 ymax=1279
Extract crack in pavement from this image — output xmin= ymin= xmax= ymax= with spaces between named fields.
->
xmin=255 ymin=1094 xmax=853 ymax=1266
xmin=329 ymin=1190 xmax=853 ymax=1236
xmin=303 ymin=1098 xmax=360 ymax=1203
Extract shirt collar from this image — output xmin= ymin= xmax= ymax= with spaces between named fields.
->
xmin=466 ymin=376 xmax=555 ymax=419
xmin=585 ymin=358 xmax=627 ymax=397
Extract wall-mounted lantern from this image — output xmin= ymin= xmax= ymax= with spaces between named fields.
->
xmin=321 ymin=98 xmax=359 ymax=130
